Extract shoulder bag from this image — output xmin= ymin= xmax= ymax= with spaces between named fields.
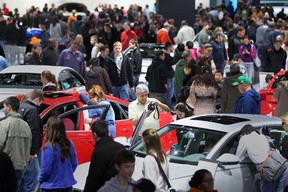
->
xmin=258 ymin=149 xmax=288 ymax=182
xmin=151 ymin=154 xmax=176 ymax=192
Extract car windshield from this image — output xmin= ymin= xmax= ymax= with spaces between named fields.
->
xmin=131 ymin=124 xmax=226 ymax=165
xmin=0 ymin=73 xmax=42 ymax=88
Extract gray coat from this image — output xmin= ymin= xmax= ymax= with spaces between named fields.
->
xmin=274 ymin=81 xmax=288 ymax=117
xmin=0 ymin=112 xmax=32 ymax=170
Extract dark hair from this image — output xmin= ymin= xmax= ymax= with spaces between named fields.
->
xmin=240 ymin=124 xmax=258 ymax=135
xmin=176 ymin=43 xmax=185 ymax=52
xmin=41 ymin=70 xmax=58 ymax=88
xmin=174 ymin=102 xmax=192 ymax=118
xmin=88 ymin=58 xmax=100 ymax=67
xmin=215 ymin=70 xmax=223 ymax=76
xmin=3 ymin=96 xmax=20 ymax=111
xmin=237 ymin=26 xmax=245 ymax=33
xmin=45 ymin=117 xmax=71 ymax=162
xmin=230 ymin=63 xmax=240 ymax=75
xmin=99 ymin=44 xmax=109 ymax=52
xmin=114 ymin=149 xmax=135 ymax=165
xmin=155 ymin=50 xmax=165 ymax=59
xmin=91 ymin=120 xmax=109 ymax=137
xmin=189 ymin=169 xmax=212 ymax=188
xmin=186 ymin=41 xmax=194 ymax=49
xmin=184 ymin=59 xmax=196 ymax=69
xmin=265 ymin=74 xmax=273 ymax=83
xmin=165 ymin=42 xmax=173 ymax=51
xmin=194 ymin=72 xmax=218 ymax=89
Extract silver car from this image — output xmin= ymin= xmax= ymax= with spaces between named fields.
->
xmin=0 ymin=65 xmax=86 ymax=101
xmin=131 ymin=114 xmax=283 ymax=192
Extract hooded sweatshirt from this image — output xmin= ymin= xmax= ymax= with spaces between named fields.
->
xmin=234 ymin=88 xmax=261 ymax=114
xmin=98 ymin=176 xmax=134 ymax=192
xmin=85 ymin=66 xmax=112 ymax=94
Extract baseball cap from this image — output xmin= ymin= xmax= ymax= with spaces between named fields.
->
xmin=129 ymin=178 xmax=156 ymax=192
xmin=71 ymin=40 xmax=80 ymax=46
xmin=280 ymin=112 xmax=288 ymax=124
xmin=232 ymin=75 xmax=252 ymax=86
xmin=136 ymin=84 xmax=149 ymax=93
xmin=204 ymin=43 xmax=213 ymax=50
xmin=216 ymin=32 xmax=225 ymax=36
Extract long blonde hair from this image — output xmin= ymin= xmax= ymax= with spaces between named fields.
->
xmin=142 ymin=128 xmax=166 ymax=163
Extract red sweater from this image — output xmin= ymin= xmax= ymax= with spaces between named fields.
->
xmin=157 ymin=28 xmax=172 ymax=44
xmin=121 ymin=30 xmax=137 ymax=50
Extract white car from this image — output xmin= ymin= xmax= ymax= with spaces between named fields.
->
xmin=0 ymin=65 xmax=86 ymax=101
xmin=73 ymin=114 xmax=283 ymax=192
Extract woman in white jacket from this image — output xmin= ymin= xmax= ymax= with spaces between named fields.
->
xmin=142 ymin=128 xmax=169 ymax=192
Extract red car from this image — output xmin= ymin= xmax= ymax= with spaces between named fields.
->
xmin=260 ymin=70 xmax=288 ymax=116
xmin=18 ymin=91 xmax=173 ymax=164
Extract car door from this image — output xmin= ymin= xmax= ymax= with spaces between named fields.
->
xmin=210 ymin=133 xmax=259 ymax=192
xmin=109 ymin=100 xmax=134 ymax=139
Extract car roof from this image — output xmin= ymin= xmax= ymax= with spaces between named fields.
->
xmin=0 ymin=65 xmax=77 ymax=78
xmin=171 ymin=114 xmax=281 ymax=133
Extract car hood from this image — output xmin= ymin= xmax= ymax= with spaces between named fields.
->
xmin=0 ymin=88 xmax=31 ymax=102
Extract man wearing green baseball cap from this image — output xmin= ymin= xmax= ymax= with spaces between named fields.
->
xmin=233 ymin=75 xmax=261 ymax=114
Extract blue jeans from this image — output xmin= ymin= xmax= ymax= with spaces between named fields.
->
xmin=133 ymin=73 xmax=140 ymax=88
xmin=112 ymin=84 xmax=129 ymax=101
xmin=241 ymin=61 xmax=254 ymax=83
xmin=15 ymin=169 xmax=25 ymax=192
xmin=260 ymin=167 xmax=288 ymax=192
xmin=20 ymin=155 xmax=40 ymax=192
xmin=166 ymin=78 xmax=174 ymax=109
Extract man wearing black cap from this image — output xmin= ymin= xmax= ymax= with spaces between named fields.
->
xmin=266 ymin=35 xmax=287 ymax=74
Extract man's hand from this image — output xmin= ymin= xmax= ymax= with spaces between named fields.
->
xmin=28 ymin=155 xmax=34 ymax=164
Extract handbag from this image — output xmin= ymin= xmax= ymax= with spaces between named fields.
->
xmin=151 ymin=155 xmax=176 ymax=192
xmin=253 ymin=59 xmax=259 ymax=71
xmin=258 ymin=149 xmax=288 ymax=182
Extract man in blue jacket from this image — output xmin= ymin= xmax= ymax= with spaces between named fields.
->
xmin=233 ymin=75 xmax=261 ymax=114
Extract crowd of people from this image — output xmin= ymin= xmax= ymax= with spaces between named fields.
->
xmin=1 ymin=0 xmax=288 ymax=191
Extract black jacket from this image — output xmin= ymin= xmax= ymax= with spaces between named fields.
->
xmin=42 ymin=46 xmax=59 ymax=65
xmin=145 ymin=58 xmax=168 ymax=93
xmin=85 ymin=66 xmax=112 ymax=94
xmin=84 ymin=136 xmax=125 ymax=192
xmin=126 ymin=47 xmax=142 ymax=74
xmin=164 ymin=53 xmax=175 ymax=78
xmin=24 ymin=52 xmax=42 ymax=65
xmin=104 ymin=54 xmax=134 ymax=87
xmin=228 ymin=35 xmax=243 ymax=61
xmin=266 ymin=46 xmax=287 ymax=74
xmin=0 ymin=151 xmax=17 ymax=192
xmin=18 ymin=100 xmax=43 ymax=155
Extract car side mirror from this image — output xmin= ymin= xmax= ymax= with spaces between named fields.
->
xmin=217 ymin=153 xmax=240 ymax=165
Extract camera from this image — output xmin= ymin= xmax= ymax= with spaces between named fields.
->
xmin=147 ymin=102 xmax=156 ymax=111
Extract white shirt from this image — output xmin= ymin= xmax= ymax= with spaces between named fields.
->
xmin=142 ymin=154 xmax=169 ymax=192
xmin=128 ymin=98 xmax=162 ymax=136
xmin=176 ymin=25 xmax=195 ymax=45
xmin=236 ymin=132 xmax=270 ymax=164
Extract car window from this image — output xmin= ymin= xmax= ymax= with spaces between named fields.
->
xmin=0 ymin=73 xmax=42 ymax=88
xmin=42 ymin=103 xmax=79 ymax=131
xmin=109 ymin=101 xmax=128 ymax=120
xmin=131 ymin=125 xmax=225 ymax=165
xmin=265 ymin=125 xmax=285 ymax=149
xmin=138 ymin=44 xmax=165 ymax=58
xmin=59 ymin=70 xmax=84 ymax=90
